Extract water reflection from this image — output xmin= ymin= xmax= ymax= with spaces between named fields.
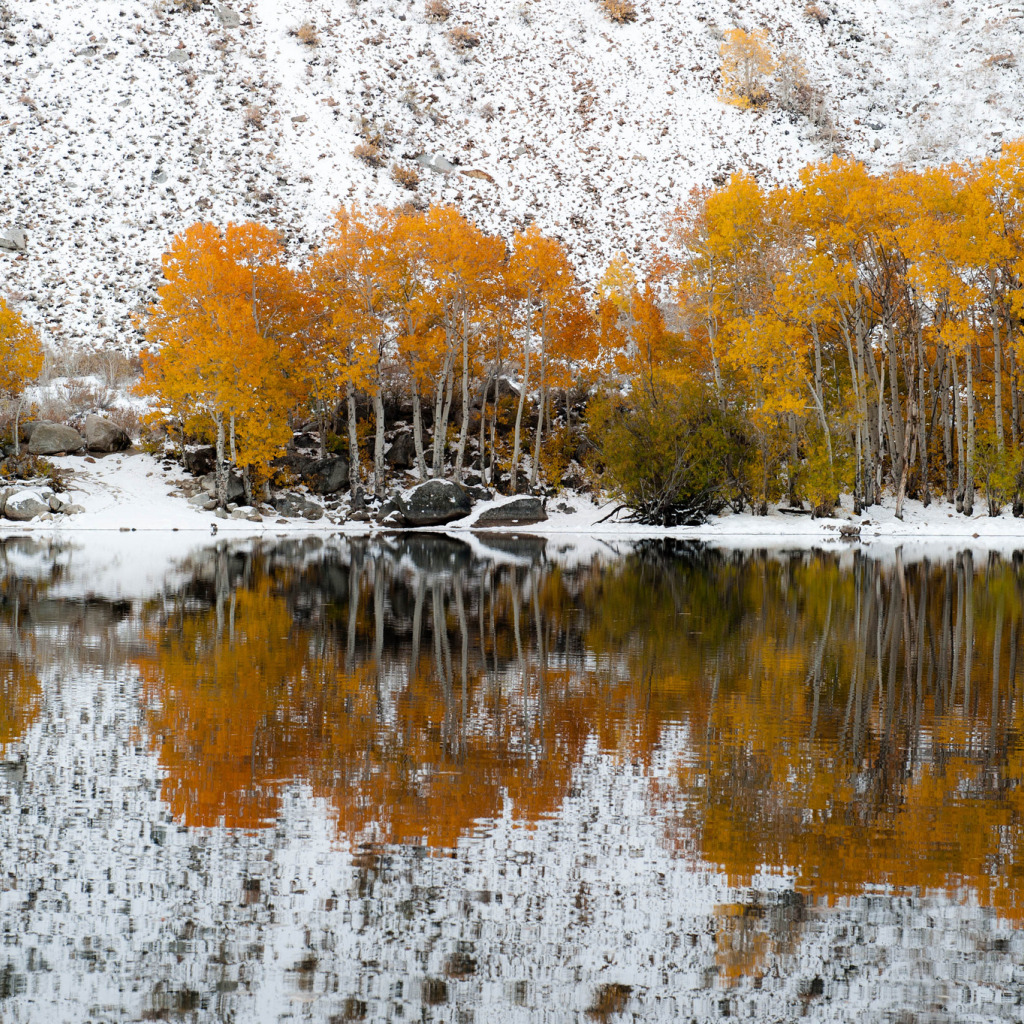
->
xmin=2 ymin=535 xmax=1024 ymax=1020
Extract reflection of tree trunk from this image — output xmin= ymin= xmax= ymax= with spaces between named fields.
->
xmin=454 ymin=576 xmax=469 ymax=760
xmin=964 ymin=550 xmax=975 ymax=712
xmin=411 ymin=576 xmax=425 ymax=680
xmin=373 ymin=557 xmax=385 ymax=700
xmin=346 ymin=558 xmax=360 ymax=672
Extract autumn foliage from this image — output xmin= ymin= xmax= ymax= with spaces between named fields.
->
xmin=136 ymin=141 xmax=1024 ymax=521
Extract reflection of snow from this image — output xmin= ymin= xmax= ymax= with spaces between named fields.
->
xmin=1 ymin=675 xmax=1021 ymax=1023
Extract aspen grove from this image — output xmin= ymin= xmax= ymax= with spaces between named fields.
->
xmin=137 ymin=143 xmax=1024 ymax=522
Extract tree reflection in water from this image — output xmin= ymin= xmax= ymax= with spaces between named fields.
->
xmin=3 ymin=534 xmax=1024 ymax=1019
xmin=128 ymin=539 xmax=1024 ymax=918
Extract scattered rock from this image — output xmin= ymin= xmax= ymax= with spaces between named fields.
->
xmin=395 ymin=479 xmax=473 ymax=526
xmin=474 ymin=496 xmax=547 ymax=527
xmin=166 ymin=49 xmax=189 ymax=63
xmin=63 ymin=504 xmax=86 ymax=515
xmin=230 ymin=506 xmax=263 ymax=522
xmin=84 ymin=414 xmax=131 ymax=453
xmin=27 ymin=422 xmax=85 ymax=455
xmin=272 ymin=492 xmax=323 ymax=520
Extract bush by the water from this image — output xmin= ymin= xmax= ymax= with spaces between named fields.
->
xmin=592 ymin=382 xmax=747 ymax=526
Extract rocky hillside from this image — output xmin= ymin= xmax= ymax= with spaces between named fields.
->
xmin=1 ymin=0 xmax=1022 ymax=352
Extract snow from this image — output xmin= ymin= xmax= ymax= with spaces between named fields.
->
xmin=2 ymin=0 xmax=1023 ymax=353
xmin=5 ymin=449 xmax=1024 ymax=559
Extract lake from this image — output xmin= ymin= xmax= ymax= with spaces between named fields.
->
xmin=2 ymin=534 xmax=1024 ymax=1022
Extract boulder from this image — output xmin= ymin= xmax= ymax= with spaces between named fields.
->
xmin=473 ymin=497 xmax=547 ymax=528
xmin=183 ymin=446 xmax=217 ymax=476
xmin=27 ymin=422 xmax=85 ymax=455
xmin=395 ymin=479 xmax=473 ymax=527
xmin=385 ymin=432 xmax=416 ymax=470
xmin=4 ymin=490 xmax=51 ymax=521
xmin=200 ymin=471 xmax=246 ymax=504
xmin=303 ymin=457 xmax=349 ymax=495
xmin=84 ymin=415 xmax=131 ymax=453
xmin=216 ymin=3 xmax=241 ymax=27
xmin=0 ymin=226 xmax=27 ymax=252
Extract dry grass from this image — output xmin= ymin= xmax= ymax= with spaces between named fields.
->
xmin=391 ymin=164 xmax=421 ymax=190
xmin=424 ymin=0 xmax=451 ymax=23
xmin=291 ymin=20 xmax=320 ymax=46
xmin=598 ymin=0 xmax=637 ymax=24
xmin=804 ymin=3 xmax=830 ymax=26
xmin=242 ymin=104 xmax=263 ymax=129
xmin=354 ymin=142 xmax=386 ymax=167
xmin=447 ymin=25 xmax=480 ymax=51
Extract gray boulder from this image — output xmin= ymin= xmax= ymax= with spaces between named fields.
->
xmin=183 ymin=446 xmax=216 ymax=476
xmin=385 ymin=432 xmax=416 ymax=469
xmin=4 ymin=490 xmax=51 ymax=521
xmin=474 ymin=497 xmax=547 ymax=528
xmin=216 ymin=3 xmax=241 ymax=27
xmin=304 ymin=457 xmax=349 ymax=495
xmin=84 ymin=415 xmax=131 ymax=453
xmin=395 ymin=479 xmax=473 ymax=527
xmin=201 ymin=471 xmax=246 ymax=504
xmin=0 ymin=226 xmax=27 ymax=252
xmin=27 ymin=422 xmax=85 ymax=455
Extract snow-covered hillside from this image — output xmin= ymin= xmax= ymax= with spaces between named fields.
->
xmin=2 ymin=0 xmax=1023 ymax=352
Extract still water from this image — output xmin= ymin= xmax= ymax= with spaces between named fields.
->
xmin=2 ymin=534 xmax=1024 ymax=1022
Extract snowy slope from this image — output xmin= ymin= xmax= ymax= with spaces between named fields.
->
xmin=1 ymin=0 xmax=1023 ymax=352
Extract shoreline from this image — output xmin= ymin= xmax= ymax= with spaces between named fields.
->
xmin=3 ymin=450 xmax=1024 ymax=550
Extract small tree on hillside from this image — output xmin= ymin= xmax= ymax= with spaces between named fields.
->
xmin=0 ymin=295 xmax=44 ymax=457
xmin=719 ymin=28 xmax=776 ymax=108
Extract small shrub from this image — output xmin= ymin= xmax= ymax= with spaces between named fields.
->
xmin=242 ymin=104 xmax=263 ymax=129
xmin=291 ymin=20 xmax=319 ymax=46
xmin=478 ymin=100 xmax=497 ymax=121
xmin=804 ymin=3 xmax=830 ymax=26
xmin=424 ymin=0 xmax=450 ymax=22
xmin=354 ymin=142 xmax=386 ymax=167
xmin=391 ymin=164 xmax=421 ymax=190
xmin=447 ymin=26 xmax=480 ymax=51
xmin=598 ymin=0 xmax=637 ymax=24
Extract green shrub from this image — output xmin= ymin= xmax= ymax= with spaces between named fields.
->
xmin=590 ymin=380 xmax=747 ymax=525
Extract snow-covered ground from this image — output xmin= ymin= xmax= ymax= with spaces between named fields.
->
xmin=5 ymin=449 xmax=1024 ymax=556
xmin=2 ymin=0 xmax=1023 ymax=352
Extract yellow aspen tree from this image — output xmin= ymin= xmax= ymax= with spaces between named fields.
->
xmin=0 ymin=296 xmax=44 ymax=457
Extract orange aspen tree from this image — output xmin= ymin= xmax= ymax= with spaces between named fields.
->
xmin=418 ymin=206 xmax=504 ymax=481
xmin=140 ymin=222 xmax=297 ymax=506
xmin=509 ymin=225 xmax=579 ymax=489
